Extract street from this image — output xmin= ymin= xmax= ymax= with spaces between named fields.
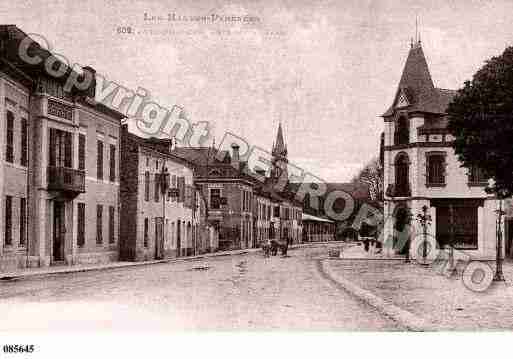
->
xmin=0 ymin=245 xmax=401 ymax=331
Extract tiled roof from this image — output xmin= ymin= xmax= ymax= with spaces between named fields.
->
xmin=382 ymin=44 xmax=457 ymax=117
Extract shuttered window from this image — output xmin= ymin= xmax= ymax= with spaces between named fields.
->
xmin=97 ymin=140 xmax=103 ymax=180
xmin=177 ymin=177 xmax=185 ymax=203
xmin=96 ymin=204 xmax=103 ymax=244
xmin=20 ymin=198 xmax=26 ymax=246
xmin=49 ymin=128 xmax=73 ymax=167
xmin=4 ymin=196 xmax=12 ymax=246
xmin=21 ymin=118 xmax=28 ymax=166
xmin=5 ymin=111 xmax=14 ymax=163
xmin=109 ymin=144 xmax=116 ymax=182
xmin=144 ymin=171 xmax=150 ymax=201
xmin=109 ymin=206 xmax=115 ymax=244
xmin=154 ymin=173 xmax=160 ymax=202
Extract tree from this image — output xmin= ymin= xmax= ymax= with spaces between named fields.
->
xmin=352 ymin=157 xmax=383 ymax=201
xmin=447 ymin=47 xmax=513 ymax=197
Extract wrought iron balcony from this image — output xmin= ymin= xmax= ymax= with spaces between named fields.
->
xmin=385 ymin=183 xmax=411 ymax=198
xmin=47 ymin=166 xmax=85 ymax=194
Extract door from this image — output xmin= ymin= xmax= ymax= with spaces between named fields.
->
xmin=155 ymin=217 xmax=164 ymax=260
xmin=505 ymin=218 xmax=513 ymax=258
xmin=176 ymin=220 xmax=181 ymax=257
xmin=53 ymin=202 xmax=65 ymax=262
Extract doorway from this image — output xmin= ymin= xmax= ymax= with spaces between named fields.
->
xmin=155 ymin=217 xmax=164 ymax=260
xmin=176 ymin=220 xmax=181 ymax=257
xmin=53 ymin=201 xmax=65 ymax=263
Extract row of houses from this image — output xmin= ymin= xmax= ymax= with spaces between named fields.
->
xmin=0 ymin=25 xmax=335 ymax=272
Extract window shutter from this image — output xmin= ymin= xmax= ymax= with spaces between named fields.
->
xmin=78 ymin=134 xmax=86 ymax=170
xmin=177 ymin=177 xmax=185 ymax=202
xmin=64 ymin=132 xmax=73 ymax=168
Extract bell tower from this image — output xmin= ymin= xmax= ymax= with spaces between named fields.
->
xmin=270 ymin=123 xmax=288 ymax=182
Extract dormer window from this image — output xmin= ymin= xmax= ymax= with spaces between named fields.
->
xmin=394 ymin=116 xmax=409 ymax=145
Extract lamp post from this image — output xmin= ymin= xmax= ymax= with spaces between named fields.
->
xmin=488 ymin=179 xmax=507 ymax=282
xmin=416 ymin=205 xmax=432 ymax=265
xmin=494 ymin=190 xmax=507 ymax=282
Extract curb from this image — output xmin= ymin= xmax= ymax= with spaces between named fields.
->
xmin=318 ymin=258 xmax=438 ymax=331
xmin=0 ymin=249 xmax=256 ymax=281
xmin=1 ymin=241 xmax=337 ymax=281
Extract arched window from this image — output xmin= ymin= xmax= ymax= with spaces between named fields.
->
xmin=394 ymin=116 xmax=409 ymax=145
xmin=394 ymin=152 xmax=410 ymax=197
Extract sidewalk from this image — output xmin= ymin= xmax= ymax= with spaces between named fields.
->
xmin=339 ymin=242 xmax=404 ymax=260
xmin=0 ymin=241 xmax=336 ymax=281
xmin=324 ymin=257 xmax=513 ymax=330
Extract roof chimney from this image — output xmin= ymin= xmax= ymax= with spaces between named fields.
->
xmin=231 ymin=143 xmax=240 ymax=170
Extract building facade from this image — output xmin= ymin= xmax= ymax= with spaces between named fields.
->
xmin=382 ymin=40 xmax=502 ymax=260
xmin=0 ymin=26 xmax=124 ymax=271
xmin=120 ymin=127 xmax=209 ymax=261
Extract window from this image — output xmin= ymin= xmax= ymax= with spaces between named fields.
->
xmin=97 ymin=140 xmax=103 ymax=180
xmin=394 ymin=152 xmax=410 ymax=196
xmin=49 ymin=128 xmax=72 ymax=167
xmin=109 ymin=144 xmax=116 ymax=182
xmin=96 ymin=204 xmax=103 ymax=244
xmin=468 ymin=165 xmax=487 ymax=185
xmin=273 ymin=206 xmax=280 ymax=218
xmin=109 ymin=206 xmax=115 ymax=244
xmin=77 ymin=203 xmax=85 ymax=247
xmin=4 ymin=196 xmax=12 ymax=246
xmin=426 ymin=152 xmax=446 ymax=186
xmin=394 ymin=116 xmax=409 ymax=145
xmin=154 ymin=173 xmax=160 ymax=202
xmin=144 ymin=218 xmax=149 ymax=247
xmin=20 ymin=198 xmax=26 ymax=246
xmin=21 ymin=118 xmax=28 ymax=166
xmin=144 ymin=171 xmax=150 ymax=201
xmin=78 ymin=134 xmax=86 ymax=171
xmin=210 ymin=188 xmax=221 ymax=209
xmin=6 ymin=111 xmax=14 ymax=163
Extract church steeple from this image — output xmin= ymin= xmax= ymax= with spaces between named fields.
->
xmin=271 ymin=122 xmax=288 ymax=183
xmin=272 ymin=122 xmax=287 ymax=157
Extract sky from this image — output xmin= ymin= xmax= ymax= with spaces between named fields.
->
xmin=4 ymin=0 xmax=513 ymax=182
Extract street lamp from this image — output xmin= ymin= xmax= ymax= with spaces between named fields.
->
xmin=158 ymin=166 xmax=170 ymax=260
xmin=487 ymin=179 xmax=507 ymax=282
xmin=494 ymin=189 xmax=508 ymax=282
xmin=416 ymin=205 xmax=432 ymax=265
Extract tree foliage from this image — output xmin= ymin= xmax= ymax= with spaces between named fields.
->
xmin=447 ymin=47 xmax=513 ymax=197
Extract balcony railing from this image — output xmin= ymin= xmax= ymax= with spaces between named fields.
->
xmin=47 ymin=166 xmax=85 ymax=193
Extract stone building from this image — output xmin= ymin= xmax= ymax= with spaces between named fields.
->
xmin=171 ymin=124 xmax=303 ymax=250
xmin=119 ymin=126 xmax=209 ymax=261
xmin=0 ymin=25 xmax=124 ymax=271
xmin=382 ymin=39 xmax=502 ymax=260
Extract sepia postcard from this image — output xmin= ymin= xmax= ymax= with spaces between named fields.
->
xmin=1 ymin=0 xmax=513 ymax=358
